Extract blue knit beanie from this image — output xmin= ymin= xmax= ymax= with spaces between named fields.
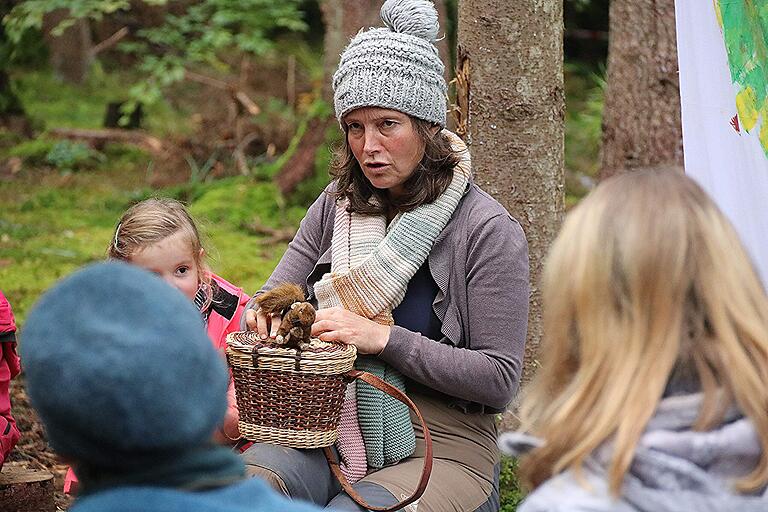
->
xmin=21 ymin=261 xmax=228 ymax=468
xmin=333 ymin=0 xmax=447 ymax=127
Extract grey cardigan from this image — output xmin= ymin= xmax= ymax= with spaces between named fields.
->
xmin=245 ymin=180 xmax=529 ymax=413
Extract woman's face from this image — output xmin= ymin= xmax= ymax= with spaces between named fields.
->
xmin=344 ymin=107 xmax=425 ymax=198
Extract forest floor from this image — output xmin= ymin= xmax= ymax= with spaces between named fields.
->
xmin=8 ymin=376 xmax=73 ymax=510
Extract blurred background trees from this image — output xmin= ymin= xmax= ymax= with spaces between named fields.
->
xmin=1 ymin=0 xmax=609 ymax=196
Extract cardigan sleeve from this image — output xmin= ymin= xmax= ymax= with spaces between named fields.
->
xmin=378 ymin=212 xmax=529 ymax=410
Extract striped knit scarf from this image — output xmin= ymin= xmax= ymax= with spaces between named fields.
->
xmin=314 ymin=131 xmax=471 ymax=481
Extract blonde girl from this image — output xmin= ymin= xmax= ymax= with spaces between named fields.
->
xmin=109 ymin=198 xmax=249 ymax=429
xmin=64 ymin=198 xmax=249 ymax=494
xmin=501 ymin=168 xmax=768 ymax=511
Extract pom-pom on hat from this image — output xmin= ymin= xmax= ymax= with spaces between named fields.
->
xmin=333 ymin=0 xmax=447 ymax=127
xmin=20 ymin=261 xmax=229 ymax=468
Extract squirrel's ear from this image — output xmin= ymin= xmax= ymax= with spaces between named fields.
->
xmin=291 ymin=303 xmax=298 ymax=310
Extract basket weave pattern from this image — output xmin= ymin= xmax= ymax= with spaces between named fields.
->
xmin=226 ymin=331 xmax=357 ymax=449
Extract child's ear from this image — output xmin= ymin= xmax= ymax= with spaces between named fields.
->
xmin=199 ymin=248 xmax=206 ymax=259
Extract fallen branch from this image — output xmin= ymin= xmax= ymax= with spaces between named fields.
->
xmin=49 ymin=127 xmax=167 ymax=154
xmin=233 ymin=131 xmax=262 ymax=175
xmin=91 ymin=27 xmax=129 ymax=57
xmin=185 ymin=70 xmax=261 ymax=115
xmin=241 ymin=221 xmax=295 ymax=245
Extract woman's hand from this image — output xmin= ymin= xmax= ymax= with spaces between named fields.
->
xmin=311 ymin=307 xmax=391 ymax=355
xmin=243 ymin=307 xmax=282 ymax=340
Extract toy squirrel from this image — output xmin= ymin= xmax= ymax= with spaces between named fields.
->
xmin=255 ymin=283 xmax=316 ymax=350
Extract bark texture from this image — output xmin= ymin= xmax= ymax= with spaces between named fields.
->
xmin=457 ymin=0 xmax=565 ymax=424
xmin=320 ymin=0 xmax=383 ymax=104
xmin=600 ymin=0 xmax=683 ymax=179
xmin=0 ymin=462 xmax=55 ymax=512
xmin=43 ymin=10 xmax=93 ymax=84
xmin=277 ymin=0 xmax=383 ymax=195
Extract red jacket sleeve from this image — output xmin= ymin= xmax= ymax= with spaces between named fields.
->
xmin=0 ymin=291 xmax=21 ymax=468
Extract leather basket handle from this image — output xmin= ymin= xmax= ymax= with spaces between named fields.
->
xmin=323 ymin=369 xmax=433 ymax=512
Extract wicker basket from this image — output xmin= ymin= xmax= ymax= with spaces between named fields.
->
xmin=225 ymin=330 xmax=357 ymax=449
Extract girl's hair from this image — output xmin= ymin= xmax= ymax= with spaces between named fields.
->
xmin=108 ymin=198 xmax=212 ymax=309
xmin=330 ymin=116 xmax=460 ymax=215
xmin=519 ymin=168 xmax=768 ymax=495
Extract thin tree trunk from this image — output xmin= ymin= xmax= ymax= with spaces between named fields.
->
xmin=599 ymin=0 xmax=683 ymax=179
xmin=0 ymin=1 xmax=30 ymax=134
xmin=458 ymin=0 xmax=564 ymax=427
xmin=43 ymin=9 xmax=93 ymax=84
xmin=320 ymin=0 xmax=384 ymax=103
xmin=276 ymin=0 xmax=383 ymax=195
xmin=434 ymin=0 xmax=451 ymax=82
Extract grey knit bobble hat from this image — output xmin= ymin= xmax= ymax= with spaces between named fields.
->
xmin=333 ymin=0 xmax=447 ymax=127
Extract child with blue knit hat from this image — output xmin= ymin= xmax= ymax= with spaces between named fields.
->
xmin=21 ymin=262 xmax=324 ymax=512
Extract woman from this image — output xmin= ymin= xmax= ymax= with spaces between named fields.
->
xmin=500 ymin=169 xmax=768 ymax=511
xmin=238 ymin=0 xmax=529 ymax=510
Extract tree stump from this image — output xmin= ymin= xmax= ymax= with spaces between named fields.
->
xmin=0 ymin=462 xmax=55 ymax=512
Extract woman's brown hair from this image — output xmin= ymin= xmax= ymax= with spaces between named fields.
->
xmin=330 ymin=116 xmax=460 ymax=216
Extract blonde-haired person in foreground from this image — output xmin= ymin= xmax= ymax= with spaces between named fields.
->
xmin=500 ymin=168 xmax=768 ymax=512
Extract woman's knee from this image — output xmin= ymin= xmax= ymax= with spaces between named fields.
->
xmin=240 ymin=442 xmax=338 ymax=504
xmin=245 ymin=464 xmax=290 ymax=495
xmin=325 ymin=482 xmax=399 ymax=511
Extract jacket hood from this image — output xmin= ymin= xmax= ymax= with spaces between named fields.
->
xmin=500 ymin=392 xmax=768 ymax=512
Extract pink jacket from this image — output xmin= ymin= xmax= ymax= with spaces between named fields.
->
xmin=0 ymin=291 xmax=21 ymax=470
xmin=206 ymin=274 xmax=250 ymax=441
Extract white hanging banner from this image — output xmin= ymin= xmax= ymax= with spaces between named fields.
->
xmin=675 ymin=0 xmax=768 ymax=282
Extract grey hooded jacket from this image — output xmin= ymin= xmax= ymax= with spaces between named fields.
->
xmin=499 ymin=393 xmax=768 ymax=512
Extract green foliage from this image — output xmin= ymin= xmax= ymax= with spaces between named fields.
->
xmin=12 ymin=68 xmax=190 ymax=135
xmin=564 ymin=62 xmax=605 ymax=200
xmin=5 ymin=0 xmax=307 ymax=108
xmin=45 ymin=140 xmax=105 ymax=172
xmin=4 ymin=138 xmax=55 ymax=164
xmin=3 ymin=1 xmax=136 ymax=40
xmin=190 ymin=177 xmax=306 ymax=230
xmin=499 ymin=456 xmax=525 ymax=512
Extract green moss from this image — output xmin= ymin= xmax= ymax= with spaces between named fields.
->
xmin=189 ymin=177 xmax=305 ymax=230
xmin=499 ymin=455 xmax=525 ymax=511
xmin=12 ymin=67 xmax=192 ymax=136
xmin=3 ymin=137 xmax=56 ymax=164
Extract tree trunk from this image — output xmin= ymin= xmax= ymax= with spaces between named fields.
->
xmin=276 ymin=0 xmax=383 ymax=195
xmin=320 ymin=0 xmax=384 ymax=104
xmin=599 ymin=0 xmax=683 ymax=179
xmin=457 ymin=0 xmax=564 ymax=427
xmin=0 ymin=462 xmax=55 ymax=512
xmin=43 ymin=9 xmax=93 ymax=84
xmin=0 ymin=1 xmax=30 ymax=134
xmin=433 ymin=0 xmax=451 ymax=81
